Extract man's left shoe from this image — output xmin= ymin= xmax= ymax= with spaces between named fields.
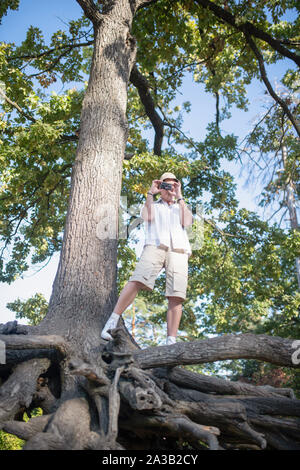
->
xmin=101 ymin=312 xmax=120 ymax=341
xmin=166 ymin=336 xmax=176 ymax=345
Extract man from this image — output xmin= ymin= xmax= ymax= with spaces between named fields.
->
xmin=101 ymin=172 xmax=193 ymax=345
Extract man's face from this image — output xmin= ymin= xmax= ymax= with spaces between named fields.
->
xmin=160 ymin=178 xmax=176 ymax=201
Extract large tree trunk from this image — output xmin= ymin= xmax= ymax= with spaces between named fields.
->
xmin=38 ymin=1 xmax=137 ymax=344
xmin=1 ymin=0 xmax=300 ymax=451
xmin=26 ymin=0 xmax=138 ymax=409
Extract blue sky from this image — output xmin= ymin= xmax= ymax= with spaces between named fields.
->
xmin=0 ymin=0 xmax=297 ymax=324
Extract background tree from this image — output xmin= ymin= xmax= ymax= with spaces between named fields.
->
xmin=0 ymin=0 xmax=300 ymax=451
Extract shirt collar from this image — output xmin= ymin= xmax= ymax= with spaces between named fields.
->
xmin=157 ymin=197 xmax=176 ymax=207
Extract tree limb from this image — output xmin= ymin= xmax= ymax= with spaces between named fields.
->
xmin=0 ymin=334 xmax=70 ymax=360
xmin=134 ymin=333 xmax=300 ymax=369
xmin=107 ymin=366 xmax=125 ymax=442
xmin=0 ymin=358 xmax=51 ymax=422
xmin=120 ymin=409 xmax=221 ymax=449
xmin=130 ymin=64 xmax=164 ymax=155
xmin=0 ymin=87 xmax=36 ymax=122
xmin=155 ymin=366 xmax=296 ymax=399
xmin=76 ymin=0 xmax=103 ymax=24
xmin=1 ymin=414 xmax=52 ymax=441
xmin=8 ymin=41 xmax=94 ymax=62
xmin=136 ymin=0 xmax=159 ymax=11
xmin=0 ymin=321 xmax=30 ymax=335
xmin=194 ymin=0 xmax=300 ymax=67
xmin=244 ymin=31 xmax=300 ymax=138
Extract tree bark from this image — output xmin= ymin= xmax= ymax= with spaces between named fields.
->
xmin=37 ymin=0 xmax=137 ymax=350
xmin=134 ymin=333 xmax=300 ymax=369
xmin=1 ymin=326 xmax=300 ymax=450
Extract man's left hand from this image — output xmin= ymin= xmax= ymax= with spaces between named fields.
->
xmin=173 ymin=181 xmax=183 ymax=199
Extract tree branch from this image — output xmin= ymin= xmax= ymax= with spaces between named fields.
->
xmin=1 ymin=414 xmax=52 ymax=441
xmin=155 ymin=366 xmax=296 ymax=399
xmin=134 ymin=333 xmax=300 ymax=369
xmin=0 ymin=358 xmax=51 ymax=422
xmin=194 ymin=0 xmax=300 ymax=67
xmin=0 ymin=88 xmax=36 ymax=122
xmin=136 ymin=0 xmax=159 ymax=11
xmin=244 ymin=31 xmax=300 ymax=138
xmin=0 ymin=321 xmax=30 ymax=335
xmin=0 ymin=334 xmax=70 ymax=359
xmin=124 ymin=411 xmax=220 ymax=449
xmin=8 ymin=41 xmax=94 ymax=63
xmin=76 ymin=0 xmax=103 ymax=24
xmin=130 ymin=64 xmax=164 ymax=155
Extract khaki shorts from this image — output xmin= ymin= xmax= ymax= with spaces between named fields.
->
xmin=128 ymin=244 xmax=189 ymax=301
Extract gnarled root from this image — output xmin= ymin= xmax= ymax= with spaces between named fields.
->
xmin=1 ymin=326 xmax=300 ymax=450
xmin=0 ymin=358 xmax=51 ymax=422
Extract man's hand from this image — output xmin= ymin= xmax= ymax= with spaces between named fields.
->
xmin=173 ymin=181 xmax=183 ymax=199
xmin=149 ymin=179 xmax=162 ymax=195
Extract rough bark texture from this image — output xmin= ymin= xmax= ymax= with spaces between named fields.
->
xmin=37 ymin=0 xmax=137 ymax=348
xmin=1 ymin=0 xmax=300 ymax=451
xmin=1 ymin=325 xmax=300 ymax=450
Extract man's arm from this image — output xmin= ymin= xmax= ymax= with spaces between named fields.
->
xmin=141 ymin=193 xmax=155 ymax=221
xmin=174 ymin=181 xmax=193 ymax=227
xmin=178 ymin=199 xmax=194 ymax=227
xmin=141 ymin=179 xmax=162 ymax=221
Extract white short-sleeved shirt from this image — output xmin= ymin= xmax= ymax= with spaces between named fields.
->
xmin=141 ymin=198 xmax=192 ymax=256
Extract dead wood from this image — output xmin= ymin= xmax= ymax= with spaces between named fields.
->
xmin=134 ymin=333 xmax=299 ymax=369
xmin=0 ymin=324 xmax=299 ymax=450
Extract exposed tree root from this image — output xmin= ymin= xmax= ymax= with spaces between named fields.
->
xmin=0 ymin=322 xmax=300 ymax=450
xmin=134 ymin=333 xmax=300 ymax=369
xmin=0 ymin=358 xmax=51 ymax=422
xmin=2 ymin=414 xmax=52 ymax=441
xmin=161 ymin=366 xmax=296 ymax=399
xmin=24 ymin=398 xmax=91 ymax=450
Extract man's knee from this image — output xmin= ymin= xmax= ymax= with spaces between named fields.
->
xmin=129 ymin=280 xmax=150 ymax=291
xmin=167 ymin=295 xmax=184 ymax=305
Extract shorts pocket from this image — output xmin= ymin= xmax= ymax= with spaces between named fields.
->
xmin=141 ymin=260 xmax=154 ymax=281
xmin=173 ymin=270 xmax=187 ymax=292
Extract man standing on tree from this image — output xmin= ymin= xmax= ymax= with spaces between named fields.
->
xmin=101 ymin=172 xmax=194 ymax=345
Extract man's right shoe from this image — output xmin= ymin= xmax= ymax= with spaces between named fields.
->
xmin=101 ymin=313 xmax=120 ymax=341
xmin=166 ymin=336 xmax=176 ymax=345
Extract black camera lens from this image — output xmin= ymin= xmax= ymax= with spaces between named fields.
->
xmin=160 ymin=182 xmax=172 ymax=190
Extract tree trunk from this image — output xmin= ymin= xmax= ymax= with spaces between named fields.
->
xmin=281 ymin=144 xmax=300 ymax=290
xmin=37 ymin=2 xmax=137 ymax=347
xmin=1 ymin=0 xmax=300 ymax=451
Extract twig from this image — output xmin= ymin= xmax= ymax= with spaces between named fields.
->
xmin=0 ymin=88 xmax=36 ymax=122
xmin=194 ymin=0 xmax=300 ymax=67
xmin=244 ymin=31 xmax=300 ymax=138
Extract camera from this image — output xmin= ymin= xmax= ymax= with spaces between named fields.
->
xmin=160 ymin=182 xmax=173 ymax=191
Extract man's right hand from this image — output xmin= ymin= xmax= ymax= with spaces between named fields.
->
xmin=149 ymin=179 xmax=162 ymax=195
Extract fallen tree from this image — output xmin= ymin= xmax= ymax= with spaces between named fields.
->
xmin=0 ymin=324 xmax=299 ymax=450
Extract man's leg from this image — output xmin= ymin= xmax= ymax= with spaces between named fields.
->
xmin=165 ymin=251 xmax=188 ymax=344
xmin=113 ymin=281 xmax=144 ymax=315
xmin=166 ymin=296 xmax=183 ymax=342
xmin=101 ymin=281 xmax=144 ymax=340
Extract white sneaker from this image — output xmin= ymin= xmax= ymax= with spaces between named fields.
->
xmin=101 ymin=313 xmax=120 ymax=340
xmin=166 ymin=336 xmax=176 ymax=345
